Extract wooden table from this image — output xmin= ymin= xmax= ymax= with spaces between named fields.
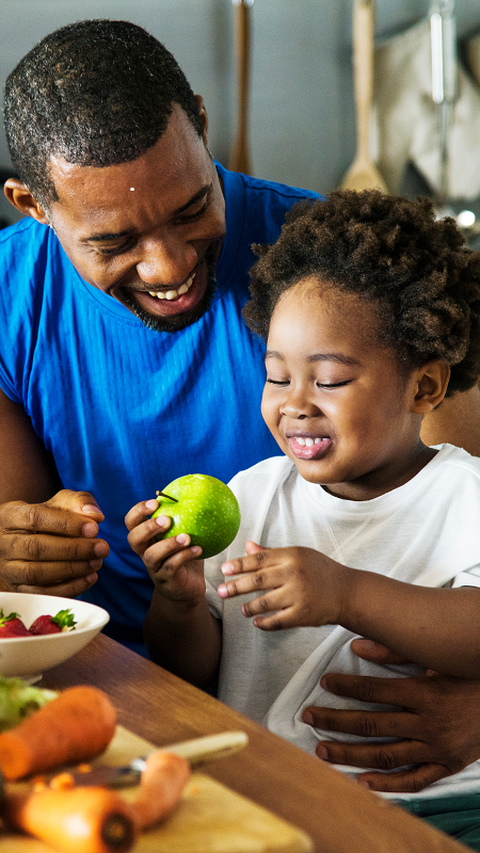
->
xmin=40 ymin=633 xmax=470 ymax=853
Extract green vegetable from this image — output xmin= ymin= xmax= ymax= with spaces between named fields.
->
xmin=0 ymin=675 xmax=57 ymax=733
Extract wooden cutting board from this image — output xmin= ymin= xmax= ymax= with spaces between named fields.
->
xmin=1 ymin=726 xmax=313 ymax=853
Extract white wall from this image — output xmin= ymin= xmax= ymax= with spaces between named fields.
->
xmin=1 ymin=0 xmax=480 ymax=226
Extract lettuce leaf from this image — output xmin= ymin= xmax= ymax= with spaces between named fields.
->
xmin=0 ymin=675 xmax=57 ymax=732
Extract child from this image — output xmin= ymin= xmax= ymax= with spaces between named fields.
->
xmin=127 ymin=190 xmax=480 ymax=812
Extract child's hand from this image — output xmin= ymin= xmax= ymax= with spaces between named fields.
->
xmin=125 ymin=499 xmax=206 ymax=606
xmin=218 ymin=540 xmax=348 ymax=630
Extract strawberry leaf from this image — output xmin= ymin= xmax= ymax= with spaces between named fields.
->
xmin=52 ymin=609 xmax=77 ymax=630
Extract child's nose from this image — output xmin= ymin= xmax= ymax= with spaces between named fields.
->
xmin=281 ymin=390 xmax=318 ymax=419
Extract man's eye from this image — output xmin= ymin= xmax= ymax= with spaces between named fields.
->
xmin=96 ymin=239 xmax=135 ymax=257
xmin=178 ymin=198 xmax=209 ymax=224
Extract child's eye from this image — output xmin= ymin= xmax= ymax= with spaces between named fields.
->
xmin=316 ymin=380 xmax=351 ymax=389
xmin=266 ymin=378 xmax=290 ymax=386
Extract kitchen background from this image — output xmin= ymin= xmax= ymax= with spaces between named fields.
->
xmin=1 ymin=0 xmax=480 ymax=236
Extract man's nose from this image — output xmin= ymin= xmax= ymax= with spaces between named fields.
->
xmin=135 ymin=237 xmax=198 ymax=286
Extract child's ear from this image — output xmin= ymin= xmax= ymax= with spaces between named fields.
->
xmin=412 ymin=361 xmax=451 ymax=414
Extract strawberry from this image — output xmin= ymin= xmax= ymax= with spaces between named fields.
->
xmin=28 ymin=608 xmax=77 ymax=635
xmin=0 ymin=610 xmax=30 ymax=637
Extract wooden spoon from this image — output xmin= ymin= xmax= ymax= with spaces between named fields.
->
xmin=228 ymin=0 xmax=253 ymax=175
xmin=341 ymin=0 xmax=388 ymax=192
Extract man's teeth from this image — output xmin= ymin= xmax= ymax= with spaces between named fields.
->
xmin=148 ymin=272 xmax=195 ymax=300
xmin=295 ymin=437 xmax=323 ymax=447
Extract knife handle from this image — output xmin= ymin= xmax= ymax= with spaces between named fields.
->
xmin=158 ymin=730 xmax=249 ymax=768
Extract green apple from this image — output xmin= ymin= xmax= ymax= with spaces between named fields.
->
xmin=152 ymin=474 xmax=241 ymax=559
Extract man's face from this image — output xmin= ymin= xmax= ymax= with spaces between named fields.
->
xmin=45 ymin=105 xmax=226 ymax=332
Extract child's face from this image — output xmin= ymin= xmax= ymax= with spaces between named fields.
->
xmin=261 ymin=278 xmax=427 ymax=500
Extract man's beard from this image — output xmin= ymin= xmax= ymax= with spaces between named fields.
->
xmin=120 ymin=252 xmax=218 ymax=333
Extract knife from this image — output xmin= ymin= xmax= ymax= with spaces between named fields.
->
xmin=48 ymin=730 xmax=249 ymax=788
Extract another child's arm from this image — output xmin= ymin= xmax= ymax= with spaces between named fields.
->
xmin=219 ymin=541 xmax=480 ymax=680
xmin=125 ymin=499 xmax=221 ymax=688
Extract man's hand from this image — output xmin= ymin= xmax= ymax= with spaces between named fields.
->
xmin=302 ymin=639 xmax=480 ymax=793
xmin=0 ymin=490 xmax=109 ymax=597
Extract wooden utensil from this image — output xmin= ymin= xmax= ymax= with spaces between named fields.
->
xmin=341 ymin=0 xmax=388 ymax=192
xmin=228 ymin=0 xmax=253 ymax=175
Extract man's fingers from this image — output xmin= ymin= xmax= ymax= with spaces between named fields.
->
xmin=1 ymin=498 xmax=102 ymax=538
xmin=45 ymin=490 xmax=104 ymax=520
xmin=350 ymin=638 xmax=412 ymax=666
xmin=320 ymin=672 xmax=422 ymax=710
xmin=0 ymin=531 xmax=109 ymax=564
xmin=315 ymin=736 xmax=436 ymax=771
xmin=15 ymin=574 xmax=100 ymax=598
xmin=6 ymin=557 xmax=105 ymax=587
xmin=357 ymin=763 xmax=448 ymax=794
xmin=304 ymin=706 xmax=419 ymax=740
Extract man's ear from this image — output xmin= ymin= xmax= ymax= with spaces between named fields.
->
xmin=412 ymin=360 xmax=451 ymax=414
xmin=194 ymin=94 xmax=209 ymax=144
xmin=4 ymin=178 xmax=49 ymax=224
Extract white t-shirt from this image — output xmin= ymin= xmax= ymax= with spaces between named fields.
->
xmin=205 ymin=444 xmax=480 ymax=800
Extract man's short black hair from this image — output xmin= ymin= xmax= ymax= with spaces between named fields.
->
xmin=3 ymin=19 xmax=204 ymax=209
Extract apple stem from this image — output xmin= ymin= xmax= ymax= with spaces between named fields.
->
xmin=156 ymin=490 xmax=179 ymax=503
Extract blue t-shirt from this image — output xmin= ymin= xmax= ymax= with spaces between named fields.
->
xmin=0 ymin=163 xmax=320 ymax=654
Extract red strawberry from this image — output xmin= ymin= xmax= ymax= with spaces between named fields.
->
xmin=29 ymin=608 xmax=77 ymax=635
xmin=0 ymin=610 xmax=30 ymax=637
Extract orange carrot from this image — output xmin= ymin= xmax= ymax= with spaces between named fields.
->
xmin=0 ymin=686 xmax=116 ymax=780
xmin=131 ymin=751 xmax=190 ymax=830
xmin=3 ymin=785 xmax=137 ymax=853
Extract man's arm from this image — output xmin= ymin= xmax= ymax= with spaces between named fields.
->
xmin=0 ymin=388 xmax=62 ymax=504
xmin=0 ymin=389 xmax=109 ymax=596
xmin=302 ymin=383 xmax=480 ymax=793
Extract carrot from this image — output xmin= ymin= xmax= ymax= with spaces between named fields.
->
xmin=0 ymin=686 xmax=116 ymax=780
xmin=130 ymin=751 xmax=190 ymax=830
xmin=3 ymin=785 xmax=137 ymax=853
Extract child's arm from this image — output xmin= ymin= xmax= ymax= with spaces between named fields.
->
xmin=219 ymin=541 xmax=480 ymax=680
xmin=125 ymin=499 xmax=221 ymax=688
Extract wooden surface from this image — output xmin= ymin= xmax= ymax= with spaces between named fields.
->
xmin=3 ymin=726 xmax=312 ymax=853
xmin=38 ymin=633 xmax=470 ymax=853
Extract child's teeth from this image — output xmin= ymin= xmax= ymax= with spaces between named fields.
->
xmin=295 ymin=437 xmax=323 ymax=446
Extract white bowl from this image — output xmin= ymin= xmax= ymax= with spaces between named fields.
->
xmin=0 ymin=592 xmax=110 ymax=683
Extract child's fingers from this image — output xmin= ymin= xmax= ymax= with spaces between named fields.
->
xmin=221 ymin=546 xmax=272 ymax=578
xmin=127 ymin=514 xmax=172 ymax=556
xmin=125 ymin=498 xmax=160 ymax=531
xmin=217 ymin=568 xmax=272 ymax=599
xmin=143 ymin=534 xmax=202 ymax=574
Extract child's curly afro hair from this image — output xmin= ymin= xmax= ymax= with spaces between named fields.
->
xmin=243 ymin=189 xmax=480 ymax=396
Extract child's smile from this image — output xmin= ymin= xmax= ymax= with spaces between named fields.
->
xmin=261 ymin=277 xmax=434 ymax=501
xmin=287 ymin=434 xmax=332 ymax=460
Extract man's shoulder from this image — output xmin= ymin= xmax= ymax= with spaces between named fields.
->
xmin=218 ymin=162 xmax=322 ymax=206
xmin=0 ymin=217 xmax=53 ymax=269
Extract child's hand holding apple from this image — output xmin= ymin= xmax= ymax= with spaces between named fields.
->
xmin=125 ymin=474 xmax=241 ymax=607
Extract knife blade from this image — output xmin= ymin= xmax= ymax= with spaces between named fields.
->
xmin=49 ymin=730 xmax=249 ymax=788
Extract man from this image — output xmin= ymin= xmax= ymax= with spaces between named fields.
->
xmin=1 ymin=19 xmax=480 ymax=800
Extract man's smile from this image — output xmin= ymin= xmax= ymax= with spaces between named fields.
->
xmin=146 ymin=270 xmax=196 ymax=300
